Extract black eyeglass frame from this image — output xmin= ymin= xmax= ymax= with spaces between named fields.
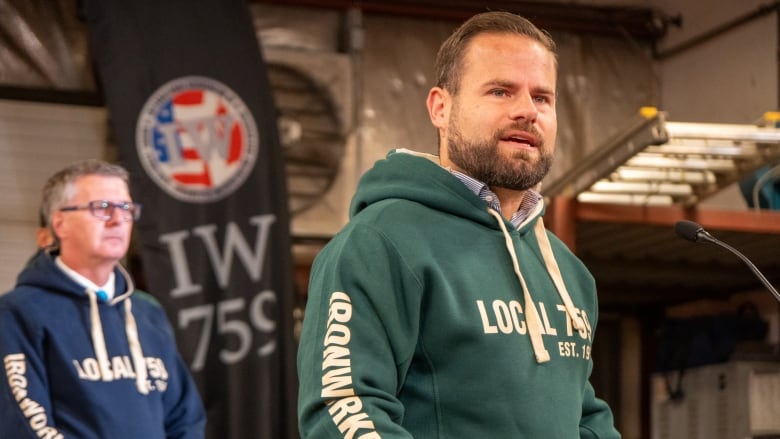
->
xmin=58 ymin=200 xmax=142 ymax=221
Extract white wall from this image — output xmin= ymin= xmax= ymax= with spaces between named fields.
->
xmin=656 ymin=0 xmax=776 ymax=122
xmin=653 ymin=0 xmax=778 ymax=209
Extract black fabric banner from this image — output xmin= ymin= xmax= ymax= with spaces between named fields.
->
xmin=81 ymin=0 xmax=298 ymax=437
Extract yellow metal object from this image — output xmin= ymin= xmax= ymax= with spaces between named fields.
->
xmin=639 ymin=106 xmax=658 ymax=119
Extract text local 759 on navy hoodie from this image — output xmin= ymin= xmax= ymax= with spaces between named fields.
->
xmin=0 ymin=250 xmax=206 ymax=439
xmin=297 ymin=149 xmax=621 ymax=438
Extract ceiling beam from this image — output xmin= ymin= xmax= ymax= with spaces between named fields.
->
xmin=573 ymin=201 xmax=780 ymax=234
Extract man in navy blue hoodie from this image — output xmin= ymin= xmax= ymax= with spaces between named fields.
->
xmin=0 ymin=159 xmax=206 ymax=438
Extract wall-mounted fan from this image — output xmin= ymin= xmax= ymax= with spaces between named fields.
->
xmin=263 ymin=48 xmax=356 ymax=237
xmin=267 ymin=62 xmax=345 ymax=214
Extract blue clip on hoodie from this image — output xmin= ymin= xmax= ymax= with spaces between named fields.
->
xmin=0 ymin=250 xmax=206 ymax=439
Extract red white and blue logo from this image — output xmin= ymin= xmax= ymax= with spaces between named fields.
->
xmin=136 ymin=76 xmax=259 ymax=203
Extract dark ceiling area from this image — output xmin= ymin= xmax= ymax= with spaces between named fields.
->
xmin=254 ymin=0 xmax=680 ymax=42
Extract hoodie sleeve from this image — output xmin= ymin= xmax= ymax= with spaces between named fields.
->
xmin=162 ymin=352 xmax=207 ymax=439
xmin=298 ymin=224 xmax=421 ymax=439
xmin=0 ymin=302 xmax=65 ymax=439
xmin=580 ymin=379 xmax=622 ymax=438
xmin=137 ymin=295 xmax=206 ymax=439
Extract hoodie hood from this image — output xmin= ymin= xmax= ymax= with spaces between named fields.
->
xmin=350 ymin=149 xmax=537 ymax=231
xmin=18 ymin=249 xmax=132 ymax=300
xmin=17 ymin=250 xmax=149 ymax=394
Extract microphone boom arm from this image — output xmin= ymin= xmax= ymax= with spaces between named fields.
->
xmin=697 ymin=229 xmax=780 ymax=303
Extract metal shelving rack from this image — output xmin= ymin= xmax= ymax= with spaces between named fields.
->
xmin=543 ymin=108 xmax=780 ymax=206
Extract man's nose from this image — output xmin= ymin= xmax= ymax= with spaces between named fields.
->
xmin=508 ymin=93 xmax=538 ymax=122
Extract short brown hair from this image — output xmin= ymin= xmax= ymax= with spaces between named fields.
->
xmin=434 ymin=11 xmax=557 ymax=94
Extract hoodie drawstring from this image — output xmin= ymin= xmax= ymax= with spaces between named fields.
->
xmin=124 ymin=299 xmax=150 ymax=394
xmin=488 ymin=209 xmax=551 ymax=363
xmin=85 ymin=272 xmax=149 ymax=394
xmin=488 ymin=209 xmax=589 ymax=364
xmin=86 ymin=289 xmax=114 ymax=380
xmin=533 ymin=218 xmax=588 ymax=337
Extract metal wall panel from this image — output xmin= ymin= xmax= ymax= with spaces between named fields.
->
xmin=0 ymin=100 xmax=107 ymax=291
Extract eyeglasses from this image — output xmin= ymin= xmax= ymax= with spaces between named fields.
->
xmin=59 ymin=200 xmax=142 ymax=222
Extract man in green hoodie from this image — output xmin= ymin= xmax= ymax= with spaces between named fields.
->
xmin=297 ymin=11 xmax=621 ymax=438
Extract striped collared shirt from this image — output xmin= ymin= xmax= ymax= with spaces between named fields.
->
xmin=449 ymin=169 xmax=541 ymax=229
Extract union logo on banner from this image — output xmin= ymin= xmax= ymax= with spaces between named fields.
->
xmin=136 ymin=76 xmax=259 ymax=203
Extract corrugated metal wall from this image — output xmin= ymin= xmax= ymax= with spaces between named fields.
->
xmin=0 ymin=100 xmax=107 ymax=290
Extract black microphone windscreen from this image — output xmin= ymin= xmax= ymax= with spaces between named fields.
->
xmin=674 ymin=220 xmax=703 ymax=242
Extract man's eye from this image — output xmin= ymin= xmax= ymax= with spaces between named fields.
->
xmin=534 ymin=95 xmax=552 ymax=104
xmin=490 ymin=89 xmax=507 ymax=97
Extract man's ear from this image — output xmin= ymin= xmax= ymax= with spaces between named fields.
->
xmin=36 ymin=227 xmax=53 ymax=248
xmin=426 ymin=86 xmax=450 ymax=130
xmin=50 ymin=211 xmax=66 ymax=241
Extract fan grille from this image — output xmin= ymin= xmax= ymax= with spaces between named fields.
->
xmin=267 ymin=63 xmax=346 ymax=215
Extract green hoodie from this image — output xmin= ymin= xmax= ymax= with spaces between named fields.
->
xmin=297 ymin=149 xmax=620 ymax=438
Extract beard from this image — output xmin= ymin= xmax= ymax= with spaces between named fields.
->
xmin=446 ymin=119 xmax=554 ymax=191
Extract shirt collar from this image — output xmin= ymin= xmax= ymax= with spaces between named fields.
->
xmin=55 ymin=257 xmax=116 ymax=300
xmin=448 ymin=169 xmax=542 ymax=228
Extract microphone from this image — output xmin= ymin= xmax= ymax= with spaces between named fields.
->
xmin=674 ymin=220 xmax=780 ymax=303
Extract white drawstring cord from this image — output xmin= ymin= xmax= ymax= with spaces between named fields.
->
xmin=488 ymin=209 xmax=551 ymax=363
xmin=124 ymin=299 xmax=149 ymax=394
xmin=86 ymin=289 xmax=114 ymax=381
xmin=533 ymin=218 xmax=588 ymax=336
xmin=84 ymin=264 xmax=149 ymax=394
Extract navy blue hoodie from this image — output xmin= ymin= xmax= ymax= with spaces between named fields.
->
xmin=0 ymin=250 xmax=206 ymax=438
